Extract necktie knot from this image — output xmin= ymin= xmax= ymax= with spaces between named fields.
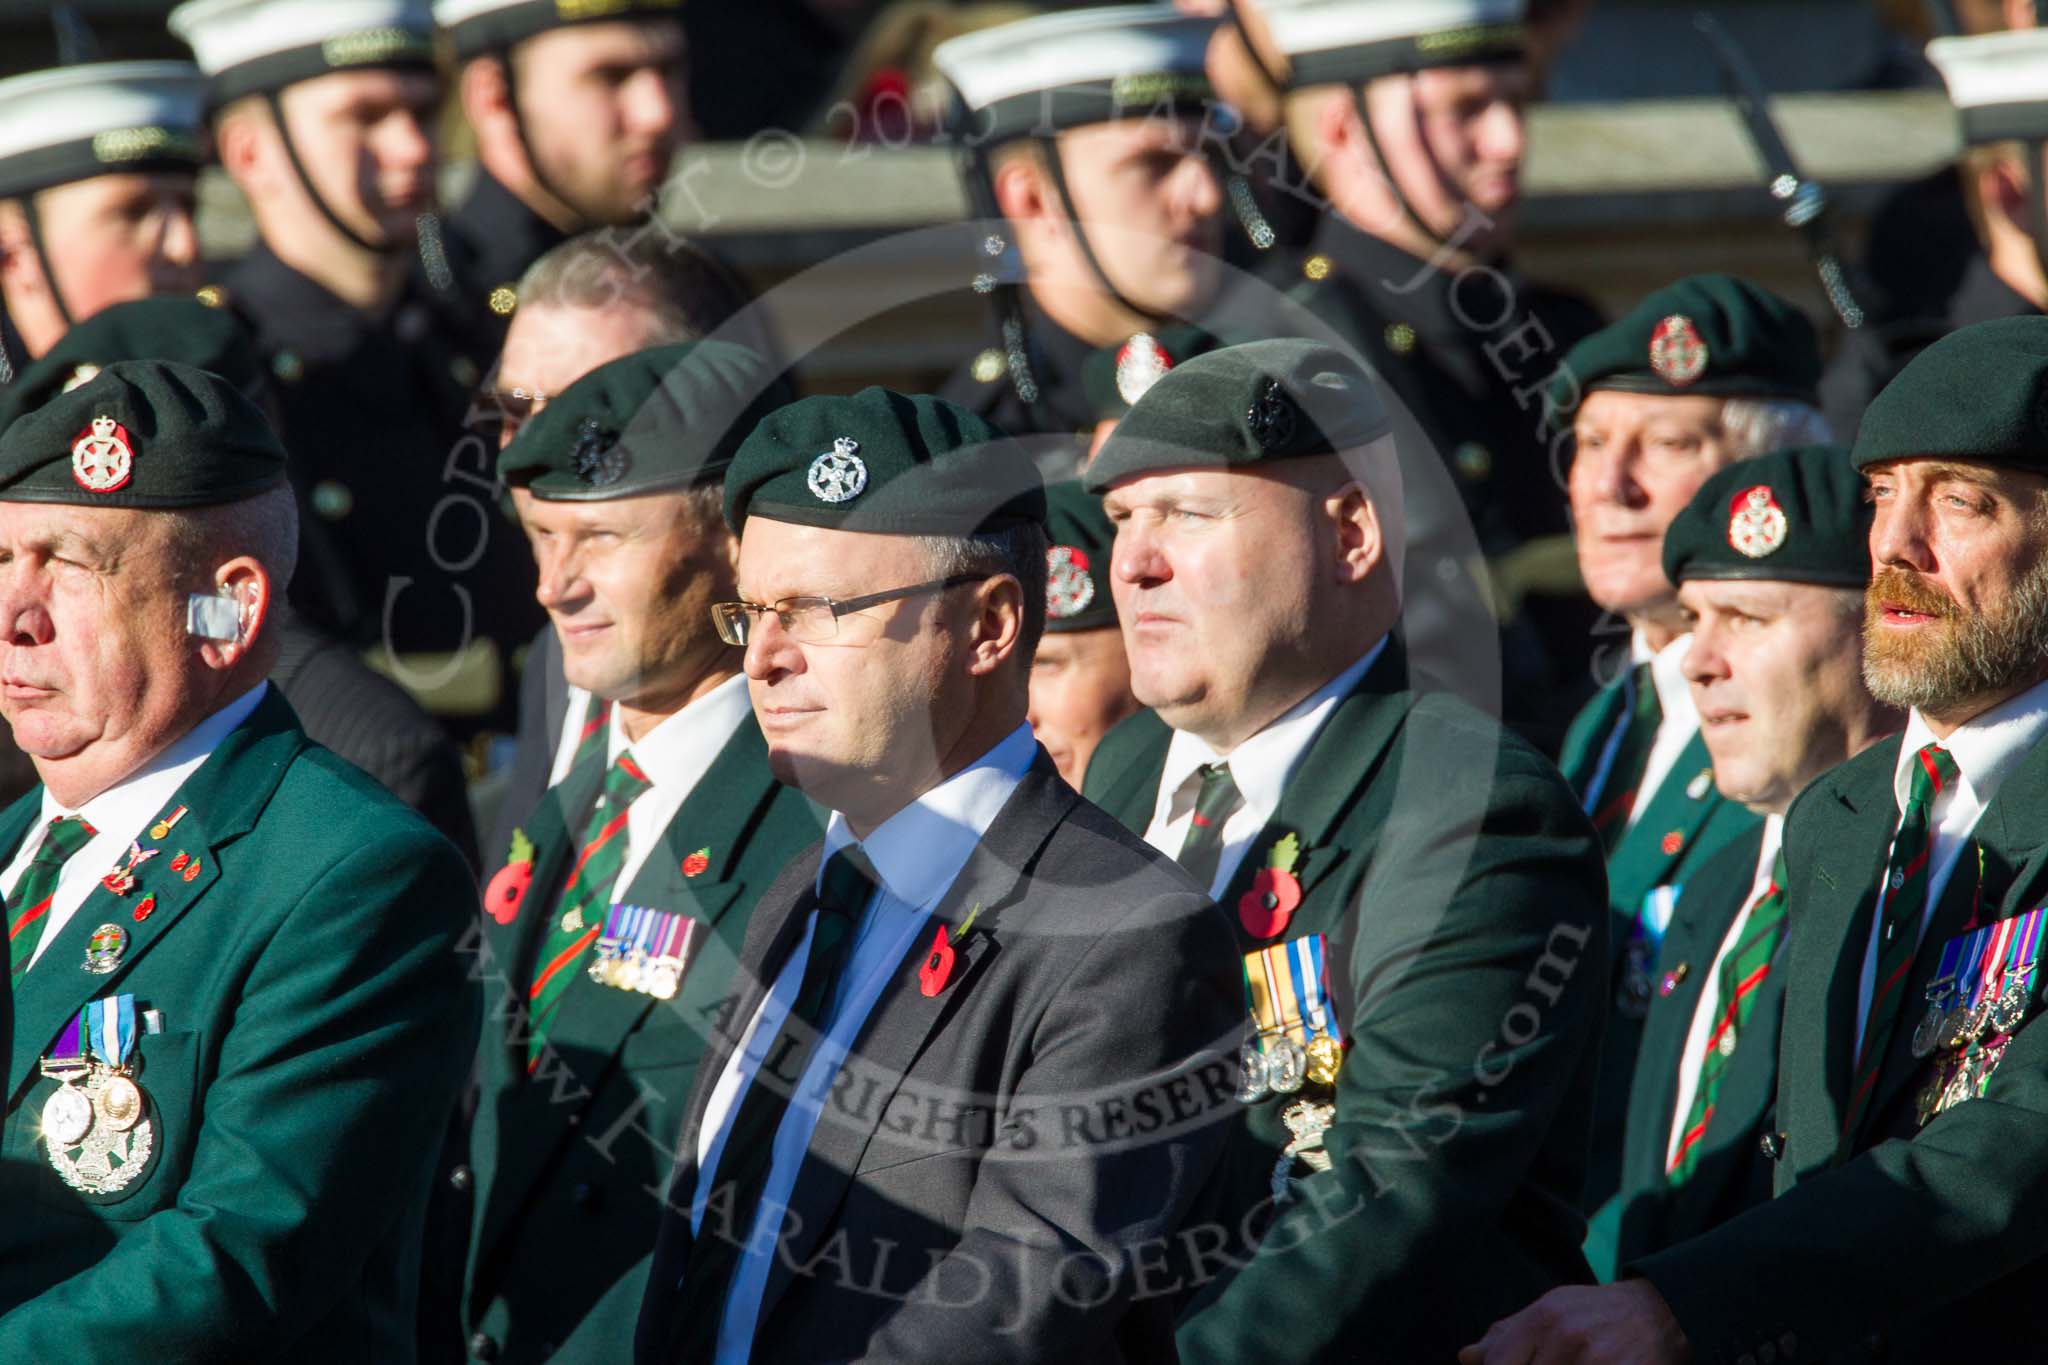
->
xmin=1907 ymin=743 xmax=1959 ymax=810
xmin=36 ymin=815 xmax=96 ymax=865
xmin=818 ymin=845 xmax=878 ymax=922
xmin=601 ymin=751 xmax=653 ymax=810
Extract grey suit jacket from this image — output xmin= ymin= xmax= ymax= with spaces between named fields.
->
xmin=634 ymin=753 xmax=1242 ymax=1363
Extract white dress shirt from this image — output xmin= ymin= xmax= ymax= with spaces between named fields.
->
xmin=1141 ymin=638 xmax=1387 ymax=899
xmin=1666 ymin=813 xmax=1784 ymax=1166
xmin=600 ymin=675 xmax=752 ymax=898
xmin=1630 ymin=629 xmax=1702 ymax=829
xmin=687 ymin=722 xmax=1037 ymax=1363
xmin=546 ymin=684 xmax=596 ymax=788
xmin=1854 ymin=679 xmax=2048 ymax=1053
xmin=2 ymin=683 xmax=266 ymax=973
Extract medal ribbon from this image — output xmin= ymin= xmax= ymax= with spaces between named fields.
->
xmin=1926 ymin=936 xmax=1966 ymax=1015
xmin=1288 ymin=935 xmax=1337 ymax=1046
xmin=50 ymin=1009 xmax=86 ymax=1067
xmin=86 ymin=993 xmax=136 ymax=1069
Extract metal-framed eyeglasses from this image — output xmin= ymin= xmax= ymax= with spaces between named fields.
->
xmin=711 ymin=573 xmax=987 ymax=646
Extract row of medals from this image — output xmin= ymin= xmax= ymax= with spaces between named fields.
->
xmin=587 ymin=944 xmax=684 ymax=1000
xmin=1911 ymin=968 xmax=2031 ymax=1126
xmin=42 ymin=1064 xmax=153 ymax=1195
xmin=1240 ymin=1030 xmax=1344 ymax=1191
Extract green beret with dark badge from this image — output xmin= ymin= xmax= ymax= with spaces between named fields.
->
xmin=1661 ymin=444 xmax=1869 ymax=588
xmin=1043 ymin=480 xmax=1116 ymax=632
xmin=1556 ymin=273 xmax=1821 ymax=410
xmin=0 ymin=297 xmax=264 ymax=432
xmin=498 ymin=341 xmax=793 ymax=501
xmin=0 ymin=359 xmax=286 ymax=508
xmin=1083 ymin=338 xmax=1392 ymax=491
xmin=1851 ymin=315 xmax=2048 ymax=472
xmin=724 ymin=387 xmax=1043 ymax=535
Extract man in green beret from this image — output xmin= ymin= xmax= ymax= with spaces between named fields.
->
xmin=932 ymin=8 xmax=1227 ymax=449
xmin=1467 ymin=313 xmax=2048 ymax=1365
xmin=0 ymin=58 xmax=206 ymax=390
xmin=0 ymin=360 xmax=477 ymax=1359
xmin=1554 ymin=272 xmax=1834 ymax=1245
xmin=454 ymin=340 xmax=819 ymax=1365
xmin=1079 ymin=337 xmax=1607 ymax=1361
xmin=635 ymin=386 xmax=1240 ymax=1362
xmin=430 ymin=0 xmax=689 ymax=367
xmin=1612 ymin=444 xmax=1899 ymax=1269
xmin=1028 ymin=480 xmax=1137 ymax=788
xmin=171 ymin=0 xmax=542 ymax=738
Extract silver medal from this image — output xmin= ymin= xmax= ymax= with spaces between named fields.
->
xmin=41 ymin=1083 xmax=93 ymax=1148
xmin=1235 ymin=1039 xmax=1270 ymax=1104
xmin=1268 ymin=1038 xmax=1308 ymax=1094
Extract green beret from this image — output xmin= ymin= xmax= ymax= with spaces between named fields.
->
xmin=1080 ymin=325 xmax=1220 ymax=423
xmin=0 ymin=359 xmax=286 ymax=509
xmin=1851 ymin=315 xmax=2048 ymax=472
xmin=723 ymin=387 xmax=1043 ymax=536
xmin=0 ymin=297 xmax=263 ymax=432
xmin=498 ymin=341 xmax=791 ymax=502
xmin=1043 ymin=480 xmax=1116 ymax=632
xmin=1083 ymin=338 xmax=1392 ymax=492
xmin=1662 ymin=444 xmax=1869 ymax=589
xmin=1556 ymin=274 xmax=1820 ymax=411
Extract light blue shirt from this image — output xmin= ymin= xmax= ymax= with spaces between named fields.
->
xmin=687 ymin=722 xmax=1038 ymax=1362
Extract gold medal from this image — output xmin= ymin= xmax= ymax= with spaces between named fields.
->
xmin=98 ymin=1074 xmax=143 ymax=1132
xmin=1304 ymin=1035 xmax=1343 ymax=1086
xmin=46 ymin=1066 xmax=153 ymax=1195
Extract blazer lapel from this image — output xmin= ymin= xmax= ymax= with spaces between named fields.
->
xmin=7 ymin=690 xmax=309 ymax=1104
xmin=753 ymin=759 xmax=1075 ymax=1323
xmin=1608 ymin=732 xmax=1723 ymax=912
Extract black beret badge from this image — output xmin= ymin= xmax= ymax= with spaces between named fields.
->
xmin=1248 ymin=379 xmax=1299 ymax=451
xmin=571 ymin=417 xmax=627 ymax=488
xmin=71 ymin=414 xmax=135 ymax=494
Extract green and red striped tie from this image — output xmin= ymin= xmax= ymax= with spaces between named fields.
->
xmin=1176 ymin=762 xmax=1243 ymax=893
xmin=7 ymin=815 xmax=97 ymax=980
xmin=526 ymin=751 xmax=652 ymax=1071
xmin=1668 ymin=851 xmax=1788 ymax=1184
xmin=570 ymin=698 xmax=612 ymax=774
xmin=1840 ymin=742 xmax=1958 ymax=1155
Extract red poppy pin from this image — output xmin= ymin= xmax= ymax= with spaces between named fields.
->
xmin=1239 ymin=833 xmax=1304 ymax=939
xmin=919 ymin=902 xmax=982 ymax=997
xmin=485 ymin=829 xmax=537 ymax=925
xmin=682 ymin=847 xmax=711 ymax=878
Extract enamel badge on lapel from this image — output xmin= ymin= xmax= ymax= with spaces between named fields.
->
xmin=681 ymin=847 xmax=711 ymax=878
xmin=919 ymin=903 xmax=981 ymax=997
xmin=1660 ymin=830 xmax=1684 ymax=856
xmin=485 ymin=829 xmax=536 ymax=925
xmin=100 ymin=842 xmax=160 ymax=897
xmin=1239 ymin=834 xmax=1304 ymax=939
xmin=71 ymin=414 xmax=135 ymax=493
xmin=82 ymin=923 xmax=128 ymax=975
xmin=131 ymin=896 xmax=156 ymax=923
xmin=1686 ymin=768 xmax=1714 ymax=801
xmin=149 ymin=806 xmax=186 ymax=841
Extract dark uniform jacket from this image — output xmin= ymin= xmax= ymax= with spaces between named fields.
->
xmin=218 ymin=243 xmax=542 ymax=735
xmin=431 ymin=170 xmax=568 ymax=373
xmin=938 ymin=294 xmax=1103 ymax=450
xmin=1085 ymin=641 xmax=1610 ymax=1362
xmin=0 ymin=689 xmax=479 ymax=1361
xmin=1637 ymin=734 xmax=2048 ymax=1363
xmin=1289 ymin=215 xmax=1606 ymax=754
xmin=459 ymin=714 xmax=819 ymax=1364
xmin=1614 ymin=824 xmax=1783 ymax=1267
xmin=636 ymin=752 xmax=1242 ymax=1364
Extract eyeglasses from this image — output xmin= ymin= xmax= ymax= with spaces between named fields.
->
xmin=711 ymin=574 xmax=986 ymax=646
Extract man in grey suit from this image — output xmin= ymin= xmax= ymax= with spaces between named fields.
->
xmin=633 ymin=387 xmax=1242 ymax=1363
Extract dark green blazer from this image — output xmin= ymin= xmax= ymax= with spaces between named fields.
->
xmin=1558 ymin=673 xmax=1759 ymax=1220
xmin=0 ymin=688 xmax=479 ymax=1361
xmin=1614 ymin=826 xmax=1784 ymax=1267
xmin=459 ymin=714 xmax=821 ymax=1365
xmin=1085 ymin=643 xmax=1610 ymax=1363
xmin=1638 ymin=734 xmax=2048 ymax=1363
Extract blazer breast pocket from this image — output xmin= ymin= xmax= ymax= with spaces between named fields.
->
xmin=23 ymin=1028 xmax=201 ymax=1221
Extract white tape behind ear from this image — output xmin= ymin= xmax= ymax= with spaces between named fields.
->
xmin=186 ymin=591 xmax=240 ymax=642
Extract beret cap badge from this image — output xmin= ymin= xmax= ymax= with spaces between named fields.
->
xmin=806 ymin=436 xmax=868 ymax=504
xmin=1649 ymin=314 xmax=1709 ymax=387
xmin=70 ymin=414 xmax=135 ymax=494
xmin=1727 ymin=483 xmax=1788 ymax=558
xmin=1248 ymin=379 xmax=1299 ymax=451
xmin=569 ymin=417 xmax=627 ymax=488
xmin=1045 ymin=545 xmax=1096 ymax=619
xmin=1114 ymin=333 xmax=1173 ymax=407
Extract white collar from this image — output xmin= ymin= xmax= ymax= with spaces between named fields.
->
xmin=605 ymin=673 xmax=751 ymax=786
xmin=43 ymin=682 xmax=268 ymax=828
xmin=1892 ymin=677 xmax=2048 ymax=815
xmin=1156 ymin=636 xmax=1388 ymax=824
xmin=1640 ymin=629 xmax=1699 ymax=731
xmin=819 ymin=723 xmax=1038 ymax=909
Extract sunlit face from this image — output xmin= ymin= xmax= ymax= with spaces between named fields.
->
xmin=510 ymin=19 xmax=688 ymax=224
xmin=1862 ymin=458 xmax=2048 ymax=720
xmin=1104 ymin=466 xmax=1324 ymax=738
xmin=0 ymin=504 xmax=205 ymax=797
xmin=273 ymin=68 xmax=441 ymax=247
xmin=11 ymin=174 xmax=201 ymax=348
xmin=1680 ymin=578 xmax=1869 ymax=813
xmin=735 ymin=519 xmax=983 ymax=823
xmin=514 ymin=488 xmax=735 ymax=720
xmin=1027 ymin=626 xmax=1137 ymax=788
xmin=1360 ymin=60 xmax=1531 ymax=250
xmin=1051 ymin=116 xmax=1225 ymax=319
xmin=1568 ymin=389 xmax=1740 ymax=619
xmin=491 ymin=303 xmax=664 ymax=448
